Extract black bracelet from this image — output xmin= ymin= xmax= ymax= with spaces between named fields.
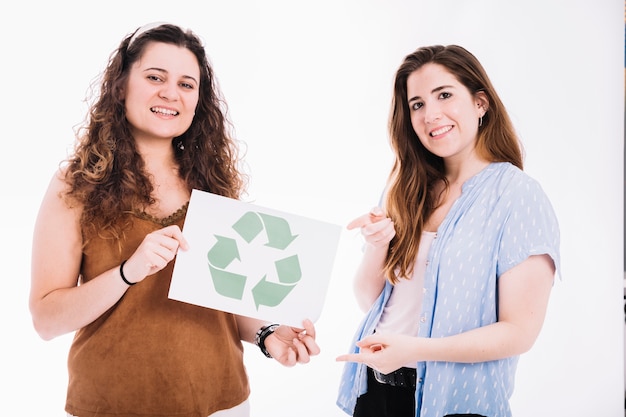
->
xmin=119 ymin=260 xmax=136 ymax=286
xmin=254 ymin=324 xmax=279 ymax=358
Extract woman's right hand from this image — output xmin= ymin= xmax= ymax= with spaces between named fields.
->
xmin=122 ymin=225 xmax=190 ymax=284
xmin=347 ymin=207 xmax=396 ymax=248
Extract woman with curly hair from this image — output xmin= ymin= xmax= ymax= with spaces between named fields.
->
xmin=336 ymin=45 xmax=560 ymax=417
xmin=29 ymin=23 xmax=319 ymax=417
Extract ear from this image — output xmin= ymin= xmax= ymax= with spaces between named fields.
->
xmin=475 ymin=91 xmax=489 ymax=117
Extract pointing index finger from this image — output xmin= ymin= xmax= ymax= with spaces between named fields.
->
xmin=346 ymin=214 xmax=372 ymax=230
xmin=347 ymin=207 xmax=387 ymax=230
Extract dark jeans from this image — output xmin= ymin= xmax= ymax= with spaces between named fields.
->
xmin=353 ymin=367 xmax=487 ymax=417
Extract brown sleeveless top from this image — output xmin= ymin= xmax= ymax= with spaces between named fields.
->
xmin=65 ymin=206 xmax=250 ymax=417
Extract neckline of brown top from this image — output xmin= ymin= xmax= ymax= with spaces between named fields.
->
xmin=132 ymin=201 xmax=189 ymax=227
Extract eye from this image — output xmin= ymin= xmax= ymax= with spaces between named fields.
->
xmin=147 ymin=74 xmax=163 ymax=83
xmin=439 ymin=91 xmax=452 ymax=100
xmin=411 ymin=101 xmax=423 ymax=111
xmin=180 ymin=82 xmax=195 ymax=90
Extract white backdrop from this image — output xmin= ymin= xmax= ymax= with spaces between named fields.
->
xmin=1 ymin=1 xmax=622 ymax=416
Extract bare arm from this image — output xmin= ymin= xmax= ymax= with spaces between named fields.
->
xmin=337 ymin=254 xmax=555 ymax=374
xmin=29 ymin=171 xmax=188 ymax=340
xmin=347 ymin=207 xmax=396 ymax=312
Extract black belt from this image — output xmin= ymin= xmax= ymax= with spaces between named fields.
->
xmin=372 ymin=367 xmax=417 ymax=389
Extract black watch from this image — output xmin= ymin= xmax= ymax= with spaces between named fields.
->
xmin=254 ymin=324 xmax=279 ymax=358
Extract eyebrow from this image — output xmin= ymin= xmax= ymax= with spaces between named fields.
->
xmin=408 ymin=84 xmax=455 ymax=103
xmin=144 ymin=67 xmax=199 ymax=85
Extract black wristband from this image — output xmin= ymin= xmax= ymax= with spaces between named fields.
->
xmin=254 ymin=324 xmax=279 ymax=358
xmin=119 ymin=260 xmax=136 ymax=286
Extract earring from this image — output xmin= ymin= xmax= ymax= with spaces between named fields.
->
xmin=479 ymin=116 xmax=483 ymax=127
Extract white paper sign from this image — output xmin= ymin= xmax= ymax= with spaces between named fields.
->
xmin=169 ymin=189 xmax=342 ymax=327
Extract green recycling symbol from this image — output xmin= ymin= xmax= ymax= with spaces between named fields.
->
xmin=206 ymin=211 xmax=302 ymax=310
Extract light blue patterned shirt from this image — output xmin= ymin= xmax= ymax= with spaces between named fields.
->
xmin=337 ymin=162 xmax=560 ymax=417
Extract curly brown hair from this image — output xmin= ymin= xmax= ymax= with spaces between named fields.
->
xmin=384 ymin=45 xmax=523 ymax=284
xmin=63 ymin=24 xmax=247 ymax=239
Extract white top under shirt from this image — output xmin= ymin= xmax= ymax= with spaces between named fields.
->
xmin=374 ymin=231 xmax=436 ymax=368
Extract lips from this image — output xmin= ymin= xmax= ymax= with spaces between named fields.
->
xmin=151 ymin=106 xmax=179 ymax=116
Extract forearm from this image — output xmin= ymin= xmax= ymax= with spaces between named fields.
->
xmin=30 ymin=266 xmax=131 ymax=340
xmin=414 ymin=321 xmax=538 ymax=364
xmin=353 ymin=244 xmax=389 ymax=312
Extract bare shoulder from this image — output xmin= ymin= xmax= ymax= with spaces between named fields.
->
xmin=31 ymin=167 xmax=83 ymax=284
xmin=34 ymin=167 xmax=83 ymax=248
xmin=39 ymin=167 xmax=80 ymax=213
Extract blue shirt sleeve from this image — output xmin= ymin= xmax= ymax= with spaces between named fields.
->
xmin=496 ymin=173 xmax=561 ymax=278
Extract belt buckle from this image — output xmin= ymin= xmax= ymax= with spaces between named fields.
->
xmin=373 ymin=369 xmax=391 ymax=385
xmin=373 ymin=367 xmax=415 ymax=389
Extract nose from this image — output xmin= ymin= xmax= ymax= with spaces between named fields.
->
xmin=159 ymin=81 xmax=179 ymax=101
xmin=424 ymin=103 xmax=441 ymax=124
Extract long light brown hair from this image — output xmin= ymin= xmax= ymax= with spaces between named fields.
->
xmin=384 ymin=45 xmax=523 ymax=284
xmin=63 ymin=24 xmax=246 ymax=239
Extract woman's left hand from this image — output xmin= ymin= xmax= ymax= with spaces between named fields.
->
xmin=336 ymin=333 xmax=418 ymax=375
xmin=265 ymin=319 xmax=320 ymax=366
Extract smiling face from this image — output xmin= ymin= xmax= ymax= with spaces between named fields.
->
xmin=407 ymin=63 xmax=487 ymax=164
xmin=123 ymin=42 xmax=200 ymax=145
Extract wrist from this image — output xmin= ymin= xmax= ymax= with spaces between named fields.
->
xmin=119 ymin=260 xmax=137 ymax=286
xmin=254 ymin=323 xmax=279 ymax=358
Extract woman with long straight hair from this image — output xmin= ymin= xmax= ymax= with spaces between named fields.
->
xmin=336 ymin=44 xmax=560 ymax=417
